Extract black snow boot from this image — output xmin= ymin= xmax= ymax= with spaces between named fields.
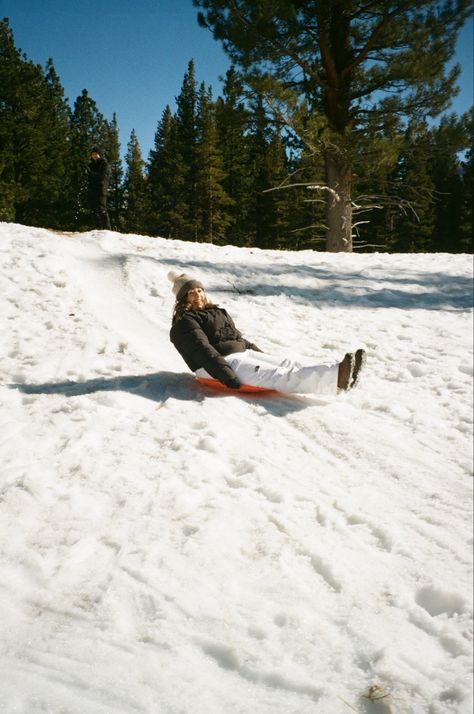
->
xmin=337 ymin=353 xmax=353 ymax=391
xmin=350 ymin=349 xmax=366 ymax=388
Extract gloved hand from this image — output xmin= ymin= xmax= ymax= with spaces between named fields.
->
xmin=220 ymin=366 xmax=241 ymax=389
xmin=223 ymin=375 xmax=241 ymax=389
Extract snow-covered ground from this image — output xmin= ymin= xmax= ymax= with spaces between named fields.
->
xmin=0 ymin=222 xmax=472 ymax=714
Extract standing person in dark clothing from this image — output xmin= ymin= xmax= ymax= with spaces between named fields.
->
xmin=86 ymin=147 xmax=111 ymax=229
xmin=168 ymin=270 xmax=366 ymax=394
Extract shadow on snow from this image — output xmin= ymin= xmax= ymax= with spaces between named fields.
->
xmin=90 ymin=253 xmax=473 ymax=311
xmin=11 ymin=371 xmax=322 ymax=416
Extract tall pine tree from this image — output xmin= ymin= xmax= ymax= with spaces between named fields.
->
xmin=246 ymin=94 xmax=291 ymax=249
xmin=458 ymin=143 xmax=473 ymax=252
xmin=122 ymin=130 xmax=148 ymax=234
xmin=147 ymin=105 xmax=186 ymax=238
xmin=175 ymin=60 xmax=199 ymax=240
xmin=103 ymin=113 xmax=123 ymax=231
xmin=0 ymin=19 xmax=17 ymax=220
xmin=388 ymin=122 xmax=437 ymax=252
xmin=0 ymin=20 xmax=70 ymax=226
xmin=215 ymin=67 xmax=253 ymax=245
xmin=428 ymin=112 xmax=472 ymax=252
xmin=195 ymin=82 xmax=233 ymax=243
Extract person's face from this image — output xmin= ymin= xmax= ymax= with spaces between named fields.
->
xmin=187 ymin=286 xmax=206 ymax=309
xmin=91 ymin=151 xmax=100 ymax=160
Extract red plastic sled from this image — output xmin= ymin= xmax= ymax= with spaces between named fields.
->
xmin=196 ymin=377 xmax=278 ymax=395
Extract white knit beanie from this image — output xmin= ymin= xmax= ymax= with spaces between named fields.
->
xmin=167 ymin=270 xmax=205 ymax=302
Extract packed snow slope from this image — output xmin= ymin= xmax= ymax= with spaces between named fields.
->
xmin=0 ymin=223 xmax=473 ymax=714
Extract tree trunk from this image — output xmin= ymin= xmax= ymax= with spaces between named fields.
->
xmin=325 ymin=149 xmax=352 ymax=252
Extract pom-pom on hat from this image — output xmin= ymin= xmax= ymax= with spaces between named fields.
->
xmin=168 ymin=270 xmax=204 ymax=302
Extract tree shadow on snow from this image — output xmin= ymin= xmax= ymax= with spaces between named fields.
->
xmin=109 ymin=252 xmax=472 ymax=311
xmin=11 ymin=371 xmax=321 ymax=416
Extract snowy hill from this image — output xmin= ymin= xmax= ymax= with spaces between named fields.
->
xmin=0 ymin=222 xmax=472 ymax=714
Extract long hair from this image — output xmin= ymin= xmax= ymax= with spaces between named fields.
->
xmin=171 ymin=293 xmax=216 ymax=324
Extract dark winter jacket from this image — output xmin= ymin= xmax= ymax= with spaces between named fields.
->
xmin=87 ymin=157 xmax=110 ymax=195
xmin=170 ymin=306 xmax=262 ymax=388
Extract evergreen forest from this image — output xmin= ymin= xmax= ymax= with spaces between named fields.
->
xmin=0 ymin=14 xmax=472 ymax=253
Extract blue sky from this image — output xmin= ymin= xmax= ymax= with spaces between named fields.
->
xmin=2 ymin=0 xmax=473 ymax=160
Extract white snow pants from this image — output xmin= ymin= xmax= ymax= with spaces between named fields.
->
xmin=196 ymin=349 xmax=339 ymax=395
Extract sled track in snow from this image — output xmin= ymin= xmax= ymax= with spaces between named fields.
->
xmin=62 ymin=237 xmax=174 ymax=371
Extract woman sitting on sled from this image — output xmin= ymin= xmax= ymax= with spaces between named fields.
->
xmin=168 ymin=270 xmax=365 ymax=395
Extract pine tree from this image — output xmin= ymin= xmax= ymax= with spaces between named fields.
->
xmin=247 ymin=95 xmax=291 ymax=249
xmin=263 ymin=133 xmax=291 ymax=248
xmin=351 ymin=105 xmax=405 ymax=251
xmin=387 ymin=122 xmax=437 ymax=252
xmin=194 ymin=0 xmax=472 ymax=251
xmin=428 ymin=112 xmax=472 ymax=252
xmin=247 ymin=95 xmax=270 ymax=248
xmin=175 ymin=60 xmax=199 ymax=240
xmin=104 ymin=113 xmax=123 ymax=230
xmin=0 ymin=20 xmax=70 ymax=226
xmin=147 ymin=105 xmax=187 ymax=238
xmin=195 ymin=83 xmax=233 ymax=243
xmin=287 ymin=145 xmax=327 ymax=249
xmin=0 ymin=19 xmax=17 ymax=220
xmin=122 ymin=130 xmax=148 ymax=234
xmin=215 ymin=67 xmax=253 ymax=245
xmin=31 ymin=60 xmax=71 ymax=228
xmin=12 ymin=57 xmax=55 ymax=225
xmin=458 ymin=144 xmax=473 ymax=252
